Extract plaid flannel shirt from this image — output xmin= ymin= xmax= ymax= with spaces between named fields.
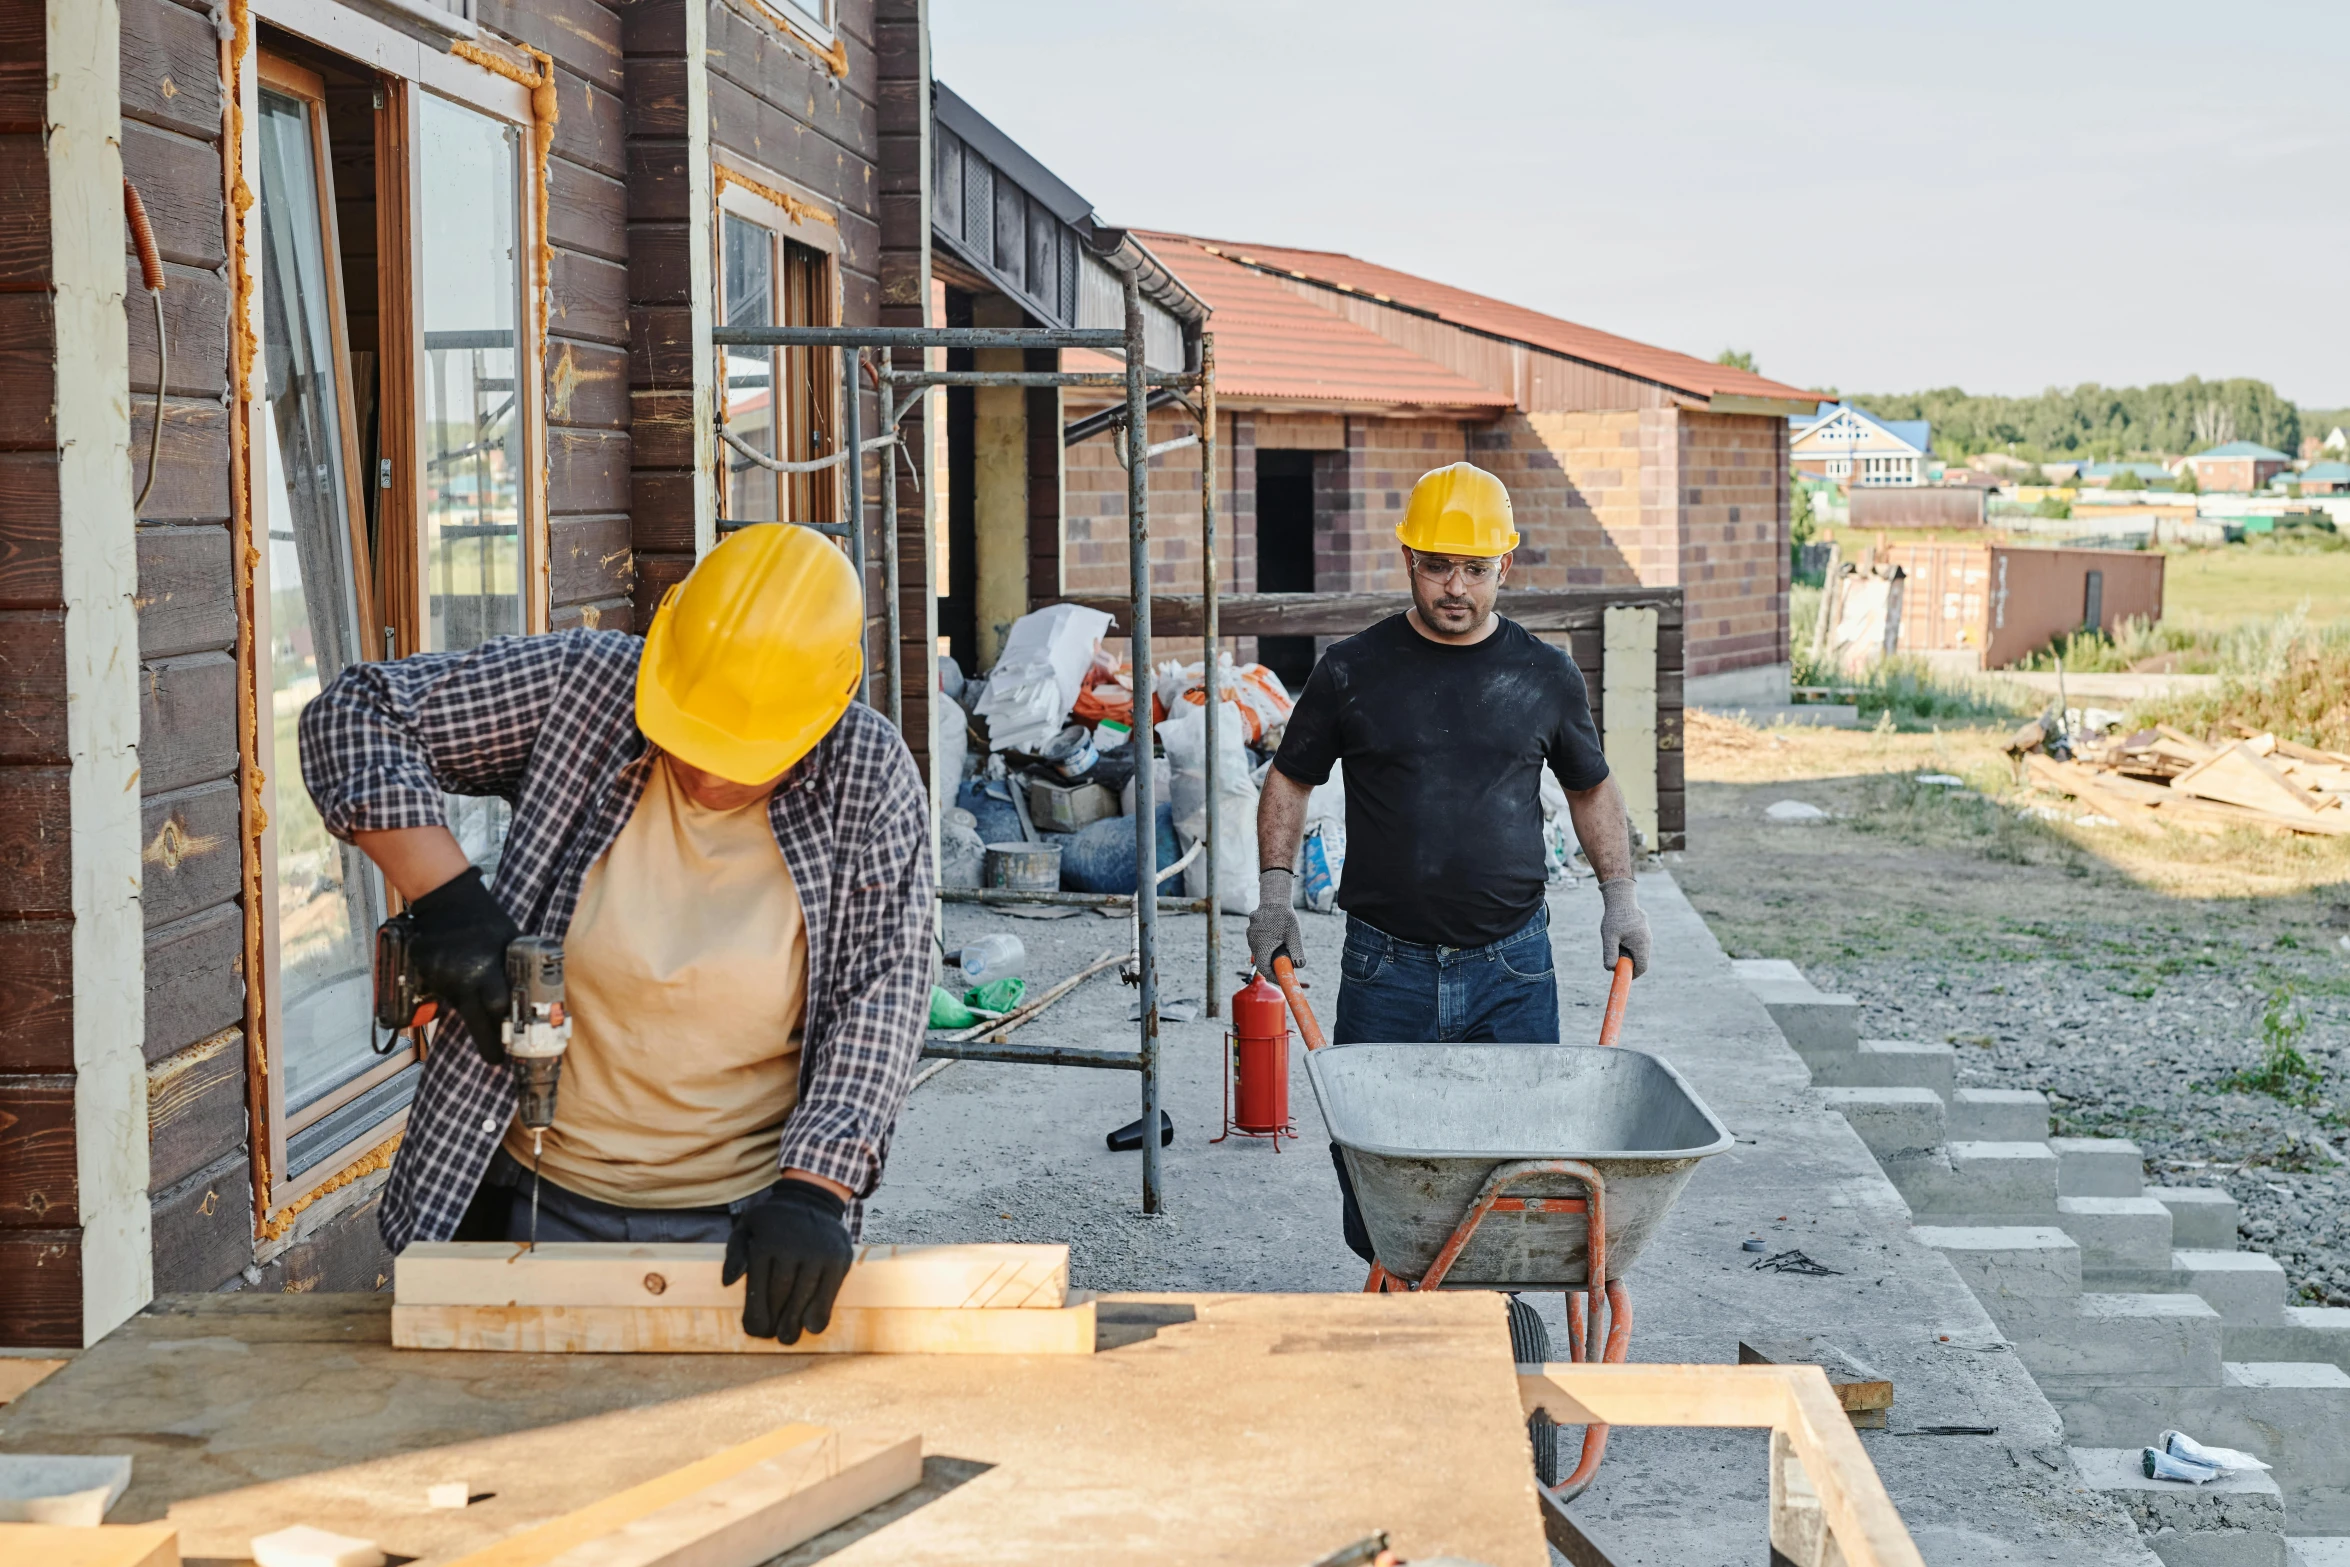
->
xmin=298 ymin=630 xmax=934 ymax=1252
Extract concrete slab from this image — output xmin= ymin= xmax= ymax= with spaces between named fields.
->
xmin=2055 ymin=1364 xmax=2350 ymax=1534
xmin=1895 ymin=1142 xmax=2063 ymax=1218
xmin=2289 ymin=1540 xmax=2350 ymax=1566
xmin=1820 ymin=1086 xmax=1946 ymax=1159
xmin=2016 ymin=1296 xmax=2224 ymax=1391
xmin=2056 ymin=1138 xmax=2149 ymax=1199
xmin=2153 ymin=1188 xmax=2244 ymax=1252
xmin=2062 ymin=1197 xmax=2178 ymax=1271
xmin=1732 ymin=971 xmax=1864 ymax=1059
xmin=2228 ymin=1309 xmax=2350 ymax=1376
xmin=871 ymin=876 xmax=2164 ymax=1564
xmin=2174 ymin=1252 xmax=2289 ymax=1328
xmin=1811 ymin=1040 xmax=1958 ymax=1100
xmin=1914 ymin=1226 xmax=2083 ymax=1311
xmin=1952 ymin=1088 xmax=2052 ymax=1143
xmin=2070 ymin=1446 xmax=2286 ymax=1567
xmin=1730 ymin=958 xmax=1810 ymax=987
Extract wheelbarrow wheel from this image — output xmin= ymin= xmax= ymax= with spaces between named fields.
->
xmin=1506 ymin=1295 xmax=1562 ymax=1487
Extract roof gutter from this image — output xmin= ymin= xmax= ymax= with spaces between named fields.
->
xmin=1079 ymin=222 xmax=1210 ymax=334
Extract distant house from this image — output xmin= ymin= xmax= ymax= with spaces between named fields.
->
xmin=2294 ymin=461 xmax=2350 ymax=495
xmin=2079 ymin=461 xmax=2171 ymax=489
xmin=1789 ymin=403 xmax=1931 ymax=486
xmin=2184 ymin=441 xmax=2292 ymax=493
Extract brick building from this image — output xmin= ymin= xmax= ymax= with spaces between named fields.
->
xmin=1051 ymin=235 xmax=1819 ymax=696
xmin=2184 ymin=441 xmax=2291 ymax=494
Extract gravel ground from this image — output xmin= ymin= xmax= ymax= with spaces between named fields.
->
xmin=1673 ymin=718 xmax=2350 ymax=1307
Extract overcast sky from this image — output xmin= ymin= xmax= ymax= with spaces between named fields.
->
xmin=931 ymin=1 xmax=2349 ymax=408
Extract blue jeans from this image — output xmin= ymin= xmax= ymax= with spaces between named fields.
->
xmin=481 ymin=1147 xmax=778 ymax=1243
xmin=1328 ymin=907 xmax=1560 ymax=1261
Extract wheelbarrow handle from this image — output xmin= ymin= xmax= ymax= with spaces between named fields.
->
xmin=1596 ymin=955 xmax=1633 ymax=1049
xmin=1270 ymin=950 xmax=1327 ymax=1051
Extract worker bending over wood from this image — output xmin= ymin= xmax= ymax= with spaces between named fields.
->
xmin=1249 ymin=464 xmax=1649 ymax=1260
xmin=301 ymin=524 xmax=933 ymax=1343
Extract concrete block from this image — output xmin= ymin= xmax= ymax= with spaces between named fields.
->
xmin=2175 ymin=1252 xmax=2288 ymax=1328
xmin=1913 ymin=1225 xmax=2080 ymax=1311
xmin=2060 ymin=1196 xmax=2176 ymax=1271
xmin=2055 ymin=1137 xmax=2149 ymax=1198
xmin=2229 ymin=1309 xmax=2350 ymax=1380
xmin=1950 ymin=1087 xmax=2050 ymax=1143
xmin=1819 ymin=1086 xmax=1945 ymax=1159
xmin=2054 ymin=1364 xmax=2350 ymax=1534
xmin=2289 ymin=1541 xmax=2350 ymax=1566
xmin=1730 ymin=958 xmax=1809 ymax=986
xmin=1890 ymin=1140 xmax=2060 ymax=1217
xmin=2153 ymin=1187 xmax=2243 ymax=1252
xmin=2016 ymin=1294 xmax=2223 ymax=1391
xmin=2071 ymin=1446 xmax=2286 ymax=1567
xmin=1810 ymin=1040 xmax=1956 ymax=1101
xmin=1740 ymin=979 xmax=1862 ymax=1059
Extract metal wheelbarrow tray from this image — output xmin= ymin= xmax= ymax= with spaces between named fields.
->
xmin=1305 ymin=1042 xmax=1733 ymax=1288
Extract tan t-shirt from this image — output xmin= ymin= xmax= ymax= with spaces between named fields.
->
xmin=505 ymin=755 xmax=807 ymax=1207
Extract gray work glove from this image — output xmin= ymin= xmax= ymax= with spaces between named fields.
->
xmin=1599 ymin=877 xmax=1651 ymax=978
xmin=1248 ymin=867 xmax=1305 ymax=975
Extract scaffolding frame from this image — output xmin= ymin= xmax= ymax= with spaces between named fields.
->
xmin=713 ymin=276 xmax=1221 ymax=1214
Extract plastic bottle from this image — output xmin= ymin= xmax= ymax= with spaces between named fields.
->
xmin=951 ymin=933 xmax=1026 ymax=987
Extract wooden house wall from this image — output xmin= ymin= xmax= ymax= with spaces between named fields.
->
xmin=0 ymin=0 xmax=78 ymax=1345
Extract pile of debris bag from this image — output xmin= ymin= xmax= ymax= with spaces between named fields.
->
xmin=934 ymin=604 xmax=1345 ymax=916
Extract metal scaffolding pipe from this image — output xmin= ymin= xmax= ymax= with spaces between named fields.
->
xmin=842 ymin=345 xmax=864 ymax=598
xmin=939 ymin=888 xmax=1214 ymax=914
xmin=918 ymin=1041 xmax=1145 ymax=1071
xmin=1200 ymin=332 xmax=1221 ymax=1018
xmin=879 ymin=348 xmax=902 ymax=732
xmin=1124 ymin=271 xmax=1162 ymax=1217
xmin=716 ymin=326 xmax=1127 ymax=350
xmin=886 ymin=370 xmax=1203 ymax=391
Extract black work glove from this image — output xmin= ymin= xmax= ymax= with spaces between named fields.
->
xmin=724 ymin=1180 xmax=855 ymax=1344
xmin=407 ymin=866 xmax=519 ymax=1065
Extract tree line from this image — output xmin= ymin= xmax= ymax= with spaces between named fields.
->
xmin=1841 ymin=378 xmax=2301 ymax=462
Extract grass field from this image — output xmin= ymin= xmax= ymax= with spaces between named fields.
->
xmin=2163 ymin=547 xmax=2350 ymax=628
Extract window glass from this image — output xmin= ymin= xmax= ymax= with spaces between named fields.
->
xmin=723 ymin=212 xmax=779 ymax=526
xmin=418 ymin=93 xmax=525 ymax=865
xmin=257 ymin=88 xmax=382 ymax=1114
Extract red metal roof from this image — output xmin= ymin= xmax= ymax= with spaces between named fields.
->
xmin=1148 ymin=232 xmax=1820 ymax=409
xmin=1095 ymin=234 xmax=1513 ymax=411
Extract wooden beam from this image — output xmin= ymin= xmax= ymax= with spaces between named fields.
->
xmin=1517 ymin=1364 xmax=1924 ymax=1567
xmin=0 ymin=1523 xmax=178 ymax=1567
xmin=391 ymin=1296 xmax=1097 ymax=1355
xmin=1049 ymin=588 xmax=1684 ymax=639
xmin=439 ymin=1423 xmax=920 ymax=1567
xmin=394 ymin=1242 xmax=1068 ymax=1311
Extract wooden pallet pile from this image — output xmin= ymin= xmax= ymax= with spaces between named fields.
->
xmin=2027 ymin=724 xmax=2350 ymax=837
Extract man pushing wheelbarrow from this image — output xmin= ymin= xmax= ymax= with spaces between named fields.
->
xmin=1249 ymin=465 xmax=1733 ymax=1507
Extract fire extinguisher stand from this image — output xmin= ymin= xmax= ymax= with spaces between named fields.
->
xmin=1280 ymin=952 xmax=1645 ymax=1508
xmin=1213 ymin=968 xmax=1300 ymax=1147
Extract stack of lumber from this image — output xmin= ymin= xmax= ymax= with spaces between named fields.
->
xmin=391 ymin=1241 xmax=1096 ymax=1354
xmin=2028 ymin=725 xmax=2350 ymax=837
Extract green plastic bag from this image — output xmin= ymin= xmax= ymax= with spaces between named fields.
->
xmin=929 ymin=985 xmax=976 ymax=1030
xmin=964 ymin=977 xmax=1026 ymax=1014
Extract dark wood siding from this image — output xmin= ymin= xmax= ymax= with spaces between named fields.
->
xmin=623 ymin=0 xmax=690 ymax=629
xmin=0 ymin=0 xmax=75 ymax=1345
xmin=875 ymin=0 xmax=931 ymax=779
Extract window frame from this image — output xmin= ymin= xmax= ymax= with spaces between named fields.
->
xmin=715 ymin=167 xmax=843 ymax=531
xmin=239 ymin=5 xmax=547 ymax=1215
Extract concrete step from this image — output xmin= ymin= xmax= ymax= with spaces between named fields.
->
xmin=1914 ymin=1225 xmax=2081 ymax=1313
xmin=1809 ymin=1039 xmax=1957 ymax=1100
xmin=2290 ymin=1541 xmax=2350 ymax=1566
xmin=2153 ymin=1186 xmax=2244 ymax=1251
xmin=2059 ymin=1196 xmax=2177 ymax=1271
xmin=2055 ymin=1363 xmax=2350 ymax=1534
xmin=1819 ymin=1086 xmax=1945 ymax=1159
xmin=2230 ymin=1308 xmax=2350 ymax=1377
xmin=1893 ymin=1140 xmax=2061 ymax=1218
xmin=2072 ymin=1445 xmax=2287 ymax=1567
xmin=2054 ymin=1137 xmax=2149 ymax=1198
xmin=1950 ymin=1087 xmax=2051 ymax=1142
xmin=1730 ymin=962 xmax=1863 ymax=1059
xmin=2086 ymin=1250 xmax=2290 ymax=1328
xmin=2015 ymin=1294 xmax=2224 ymax=1391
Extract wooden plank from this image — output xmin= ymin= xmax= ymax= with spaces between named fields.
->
xmin=0 ymin=2 xmax=42 ymax=129
xmin=137 ymin=652 xmax=237 ymax=795
xmin=0 ymin=136 xmax=49 ymax=291
xmin=0 ymin=916 xmax=72 ymax=1073
xmin=396 ymin=1241 xmax=1069 ymax=1310
xmin=0 ymin=1073 xmax=77 ymax=1227
xmin=553 ymin=597 xmax=634 ymax=635
xmin=144 ymin=903 xmax=242 ymax=1065
xmin=149 ymin=1148 xmax=254 ymax=1294
xmin=120 ymin=0 xmax=222 ymax=139
xmin=628 ymin=305 xmax=694 ymax=389
xmin=629 ymin=389 xmax=693 ymax=468
xmin=622 ymin=56 xmax=687 ymax=140
xmin=119 ymin=121 xmax=224 ymax=269
xmin=139 ymin=779 xmax=241 ymax=928
xmin=128 ymin=396 xmax=232 ymax=524
xmin=546 ymin=427 xmax=632 ymax=516
xmin=548 ymin=338 xmax=631 ymax=428
xmin=437 ymin=1425 xmax=920 ymax=1567
xmin=1739 ymin=1337 xmax=1893 ymax=1426
xmin=549 ymin=160 xmax=628 ymax=264
xmin=0 ymin=1230 xmax=79 ymax=1346
xmin=629 ymin=476 xmax=697 ymax=553
xmin=550 ymin=251 xmax=631 ymax=347
xmin=550 ymin=71 xmax=624 ymax=180
xmin=0 ymin=453 xmax=62 ymax=608
xmin=0 ymin=1522 xmax=178 ymax=1567
xmin=124 ymin=260 xmax=230 ymax=401
xmin=0 ymin=767 xmax=71 ymax=917
xmin=1054 ymin=588 xmax=1685 ymax=639
xmin=2173 ymin=742 xmax=2323 ymax=819
xmin=477 ymin=0 xmax=625 ymax=92
xmin=391 ymin=1296 xmax=1097 ymax=1355
xmin=145 ymin=1027 xmax=246 ymax=1193
xmin=134 ymin=524 xmax=236 ymax=659
xmin=0 ymin=609 xmax=65 ymax=763
xmin=0 ymin=291 xmax=56 ymax=451
xmin=549 ymin=513 xmax=635 ymax=609
xmin=0 ymin=1357 xmax=66 ymax=1404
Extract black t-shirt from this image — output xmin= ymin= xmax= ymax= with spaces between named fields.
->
xmin=1272 ymin=614 xmax=1609 ymax=948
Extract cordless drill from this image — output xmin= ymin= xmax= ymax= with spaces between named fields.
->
xmin=374 ymin=920 xmax=573 ymax=1246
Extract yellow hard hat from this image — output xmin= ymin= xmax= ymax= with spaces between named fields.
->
xmin=1396 ymin=463 xmax=1518 ymax=556
xmin=636 ymin=524 xmax=864 ymax=784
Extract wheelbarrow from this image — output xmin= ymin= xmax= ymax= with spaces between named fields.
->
xmin=1271 ymin=953 xmax=1733 ymax=1504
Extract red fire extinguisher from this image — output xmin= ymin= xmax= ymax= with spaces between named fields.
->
xmin=1215 ymin=971 xmax=1296 ymax=1145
